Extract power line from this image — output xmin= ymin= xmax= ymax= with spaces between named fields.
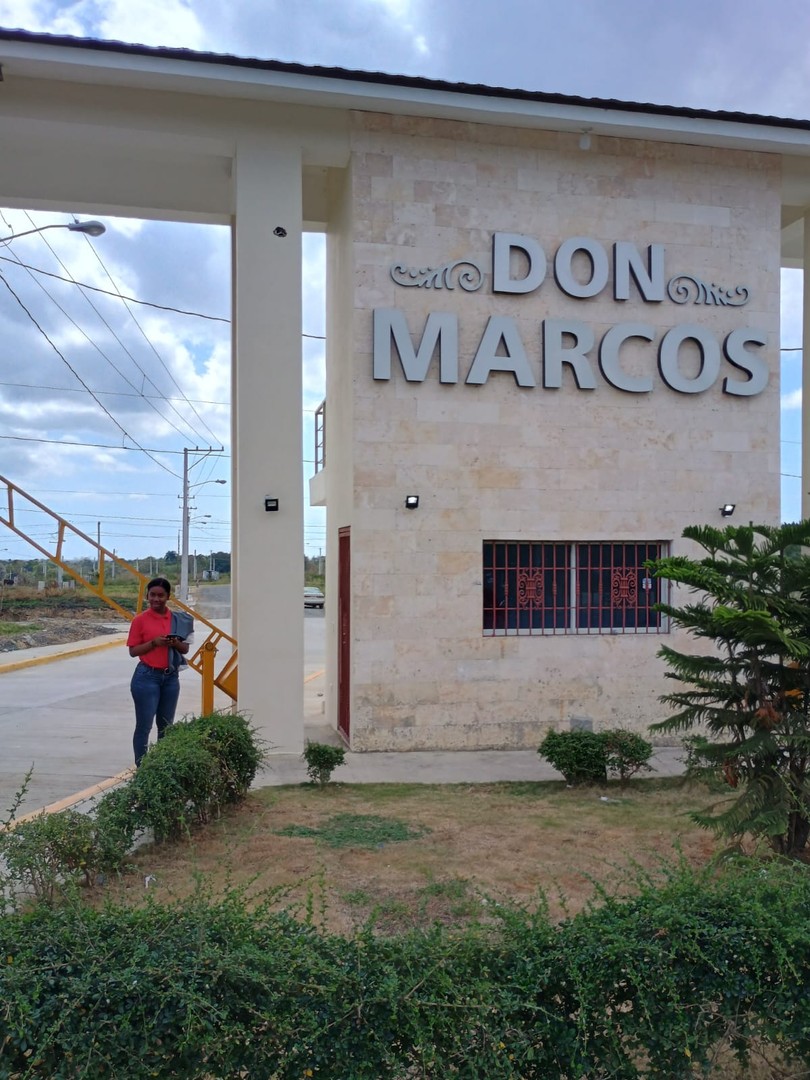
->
xmin=0 ymin=253 xmax=230 ymax=321
xmin=0 ymin=379 xmax=230 ymax=406
xmin=21 ymin=211 xmax=217 ymax=448
xmin=0 ymin=274 xmax=181 ymax=478
xmin=78 ymin=223 xmax=223 ymax=445
xmin=28 ymin=486 xmax=229 ymax=498
xmin=0 ymin=433 xmax=227 ymax=458
xmin=0 ymin=381 xmax=327 ymax=418
xmin=0 ymin=257 xmax=326 ymax=339
xmin=2 ymin=242 xmax=209 ymax=447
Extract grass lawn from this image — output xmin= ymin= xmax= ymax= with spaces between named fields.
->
xmin=97 ymin=776 xmax=730 ymax=934
xmin=0 ymin=620 xmax=43 ymax=635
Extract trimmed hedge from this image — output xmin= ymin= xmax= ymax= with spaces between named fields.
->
xmin=0 ymin=858 xmax=808 ymax=1078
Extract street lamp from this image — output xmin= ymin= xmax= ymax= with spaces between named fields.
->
xmin=0 ymin=220 xmax=106 ymax=245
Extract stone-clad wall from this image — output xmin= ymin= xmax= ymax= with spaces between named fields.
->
xmin=345 ymin=111 xmax=781 ymax=750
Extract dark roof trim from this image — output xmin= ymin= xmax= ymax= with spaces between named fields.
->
xmin=2 ymin=26 xmax=810 ymax=133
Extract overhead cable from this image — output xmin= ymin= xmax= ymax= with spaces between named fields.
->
xmin=76 ymin=222 xmax=222 ymax=445
xmin=2 ymin=246 xmax=208 ymax=446
xmin=22 ymin=211 xmax=217 ymax=447
xmin=0 ymin=256 xmax=326 ymax=338
xmin=0 ymin=433 xmax=226 ymax=457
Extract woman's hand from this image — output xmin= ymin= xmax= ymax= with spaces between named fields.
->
xmin=129 ymin=634 xmax=189 ymax=659
xmin=164 ymin=634 xmax=190 ymax=654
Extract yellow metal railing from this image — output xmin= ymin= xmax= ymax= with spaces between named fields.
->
xmin=0 ymin=474 xmax=237 ymax=709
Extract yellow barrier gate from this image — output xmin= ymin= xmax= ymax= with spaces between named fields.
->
xmin=0 ymin=474 xmax=237 ymax=709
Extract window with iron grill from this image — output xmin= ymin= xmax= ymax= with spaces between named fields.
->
xmin=482 ymin=541 xmax=669 ymax=635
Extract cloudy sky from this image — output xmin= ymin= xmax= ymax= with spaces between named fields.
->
xmin=0 ymin=0 xmax=806 ymax=567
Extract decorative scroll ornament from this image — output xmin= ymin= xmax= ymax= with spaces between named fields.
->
xmin=517 ymin=570 xmax=544 ymax=608
xmin=390 ymin=259 xmax=485 ymax=291
xmin=667 ymin=275 xmax=749 ymax=307
xmin=611 ymin=570 xmax=638 ymax=608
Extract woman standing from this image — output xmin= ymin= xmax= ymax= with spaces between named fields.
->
xmin=127 ymin=577 xmax=190 ymax=766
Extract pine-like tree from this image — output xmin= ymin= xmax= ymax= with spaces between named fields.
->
xmin=651 ymin=521 xmax=810 ymax=856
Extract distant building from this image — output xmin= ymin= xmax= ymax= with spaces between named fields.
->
xmin=1 ymin=30 xmax=808 ymax=750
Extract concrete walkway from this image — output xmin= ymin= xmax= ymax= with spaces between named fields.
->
xmin=0 ymin=633 xmax=685 ymax=818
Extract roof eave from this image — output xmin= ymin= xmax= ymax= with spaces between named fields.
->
xmin=3 ymin=32 xmax=810 ymax=156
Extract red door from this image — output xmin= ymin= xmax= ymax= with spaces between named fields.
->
xmin=337 ymin=527 xmax=351 ymax=743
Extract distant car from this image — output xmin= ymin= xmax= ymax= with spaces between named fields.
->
xmin=304 ymin=586 xmax=325 ymax=609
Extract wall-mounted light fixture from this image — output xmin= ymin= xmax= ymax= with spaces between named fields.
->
xmin=264 ymin=498 xmax=279 ymax=512
xmin=405 ymin=495 xmax=419 ymax=509
xmin=720 ymin=503 xmax=736 ymax=517
xmin=579 ymin=128 xmax=592 ymax=151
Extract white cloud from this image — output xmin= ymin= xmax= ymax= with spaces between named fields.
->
xmin=98 ymin=0 xmax=206 ymax=49
xmin=0 ymin=0 xmax=88 ymax=35
xmin=782 ymin=388 xmax=803 ymax=411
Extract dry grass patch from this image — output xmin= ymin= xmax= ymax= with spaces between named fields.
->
xmin=95 ymin=777 xmax=728 ymax=934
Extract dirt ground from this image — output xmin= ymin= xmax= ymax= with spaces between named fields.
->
xmin=98 ymin=778 xmax=727 ymax=934
xmin=0 ymin=610 xmax=126 ymax=651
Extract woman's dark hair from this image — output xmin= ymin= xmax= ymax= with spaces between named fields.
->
xmin=146 ymin=577 xmax=172 ymax=595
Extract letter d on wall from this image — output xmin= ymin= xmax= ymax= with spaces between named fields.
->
xmin=492 ymin=233 xmax=547 ymax=294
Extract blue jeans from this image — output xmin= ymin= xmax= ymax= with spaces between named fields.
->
xmin=130 ymin=662 xmax=180 ymax=766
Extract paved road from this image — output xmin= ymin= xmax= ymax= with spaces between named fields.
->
xmin=0 ymin=604 xmax=328 ymax=817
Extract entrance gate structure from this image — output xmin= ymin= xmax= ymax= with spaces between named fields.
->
xmin=3 ymin=30 xmax=810 ymax=751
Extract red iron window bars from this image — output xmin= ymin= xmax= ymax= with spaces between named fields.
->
xmin=483 ymin=541 xmax=669 ymax=635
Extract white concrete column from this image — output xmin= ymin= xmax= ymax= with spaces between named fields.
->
xmin=232 ymin=135 xmax=304 ymax=752
xmin=804 ymin=212 xmax=810 ymax=522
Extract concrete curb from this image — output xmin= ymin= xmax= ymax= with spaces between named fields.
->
xmin=3 ymin=769 xmax=135 ymax=829
xmin=0 ymin=633 xmax=127 ymax=673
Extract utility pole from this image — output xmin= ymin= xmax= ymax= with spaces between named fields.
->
xmin=179 ymin=446 xmax=226 ymax=605
xmin=180 ymin=448 xmax=191 ymax=603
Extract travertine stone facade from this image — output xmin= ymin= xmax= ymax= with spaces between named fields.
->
xmin=339 ymin=111 xmax=780 ymax=750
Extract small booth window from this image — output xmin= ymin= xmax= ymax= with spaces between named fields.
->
xmin=483 ymin=541 xmax=669 ymax=636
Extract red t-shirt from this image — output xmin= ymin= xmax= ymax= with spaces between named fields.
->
xmin=127 ymin=608 xmax=173 ymax=669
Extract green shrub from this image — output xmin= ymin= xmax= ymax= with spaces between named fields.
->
xmin=539 ymin=729 xmax=653 ymax=786
xmin=184 ymin=712 xmax=263 ymax=801
xmin=119 ymin=714 xmax=265 ymax=843
xmin=0 ymin=716 xmax=265 ymax=906
xmin=603 ymin=728 xmax=653 ymax=784
xmin=303 ymin=740 xmax=346 ymax=786
xmin=0 ymin=859 xmax=808 ymax=1078
xmin=538 ymin=729 xmax=607 ymax=784
xmin=129 ymin=727 xmax=223 ymax=841
xmin=0 ymin=809 xmax=100 ymax=903
xmin=92 ymin=784 xmax=141 ymax=870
